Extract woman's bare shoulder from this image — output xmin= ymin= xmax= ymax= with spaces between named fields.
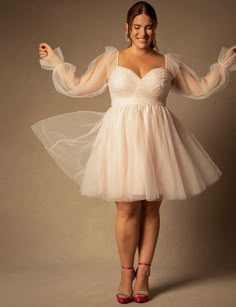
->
xmin=150 ymin=50 xmax=166 ymax=66
xmin=151 ymin=49 xmax=165 ymax=58
xmin=118 ymin=48 xmax=130 ymax=55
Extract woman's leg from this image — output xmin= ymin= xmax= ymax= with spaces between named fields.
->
xmin=115 ymin=201 xmax=142 ymax=294
xmin=134 ymin=199 xmax=163 ymax=293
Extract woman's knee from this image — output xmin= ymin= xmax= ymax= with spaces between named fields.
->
xmin=116 ymin=201 xmax=142 ymax=219
xmin=141 ymin=199 xmax=162 ymax=216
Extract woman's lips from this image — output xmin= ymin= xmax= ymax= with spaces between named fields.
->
xmin=137 ymin=38 xmax=149 ymax=42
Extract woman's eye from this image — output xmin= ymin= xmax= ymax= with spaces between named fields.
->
xmin=133 ymin=25 xmax=152 ymax=30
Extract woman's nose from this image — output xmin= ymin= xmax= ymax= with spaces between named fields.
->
xmin=140 ymin=27 xmax=147 ymax=36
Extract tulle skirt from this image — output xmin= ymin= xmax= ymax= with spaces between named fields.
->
xmin=31 ymin=104 xmax=222 ymax=201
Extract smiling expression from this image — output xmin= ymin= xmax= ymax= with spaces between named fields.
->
xmin=126 ymin=14 xmax=156 ymax=50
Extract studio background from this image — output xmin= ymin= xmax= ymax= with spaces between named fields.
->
xmin=0 ymin=0 xmax=235 ymax=306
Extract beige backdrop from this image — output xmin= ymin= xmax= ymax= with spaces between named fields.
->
xmin=0 ymin=0 xmax=235 ymax=306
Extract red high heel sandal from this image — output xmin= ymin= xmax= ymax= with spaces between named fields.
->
xmin=133 ymin=262 xmax=151 ymax=303
xmin=116 ymin=265 xmax=135 ymax=304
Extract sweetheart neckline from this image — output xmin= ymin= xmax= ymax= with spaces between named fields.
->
xmin=114 ymin=66 xmax=169 ymax=80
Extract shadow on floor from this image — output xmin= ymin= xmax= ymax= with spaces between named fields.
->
xmin=150 ymin=265 xmax=236 ymax=299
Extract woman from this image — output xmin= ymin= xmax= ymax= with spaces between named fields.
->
xmin=33 ymin=1 xmax=236 ymax=304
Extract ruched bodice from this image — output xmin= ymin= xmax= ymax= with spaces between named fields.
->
xmin=108 ymin=66 xmax=173 ymax=106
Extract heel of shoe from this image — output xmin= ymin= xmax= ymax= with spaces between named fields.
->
xmin=116 ymin=266 xmax=135 ymax=304
xmin=133 ymin=262 xmax=151 ymax=303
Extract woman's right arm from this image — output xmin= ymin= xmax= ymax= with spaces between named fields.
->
xmin=166 ymin=45 xmax=236 ymax=100
xmin=38 ymin=43 xmax=117 ymax=98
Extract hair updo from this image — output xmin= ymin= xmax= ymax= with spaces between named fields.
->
xmin=126 ymin=1 xmax=158 ymax=49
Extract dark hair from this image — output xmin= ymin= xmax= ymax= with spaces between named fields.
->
xmin=126 ymin=1 xmax=158 ymax=49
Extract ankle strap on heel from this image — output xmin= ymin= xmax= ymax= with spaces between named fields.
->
xmin=138 ymin=262 xmax=151 ymax=267
xmin=121 ymin=265 xmax=134 ymax=270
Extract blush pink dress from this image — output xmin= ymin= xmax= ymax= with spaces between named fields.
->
xmin=31 ymin=46 xmax=236 ymax=201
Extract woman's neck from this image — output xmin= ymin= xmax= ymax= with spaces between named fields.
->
xmin=128 ymin=44 xmax=153 ymax=56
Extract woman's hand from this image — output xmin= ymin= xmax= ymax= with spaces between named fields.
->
xmin=38 ymin=42 xmax=63 ymax=66
xmin=39 ymin=43 xmax=54 ymax=60
xmin=226 ymin=45 xmax=236 ymax=56
xmin=218 ymin=45 xmax=236 ymax=69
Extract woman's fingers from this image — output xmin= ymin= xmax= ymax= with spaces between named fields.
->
xmin=39 ymin=42 xmax=50 ymax=49
xmin=38 ymin=42 xmax=52 ymax=59
xmin=39 ymin=52 xmax=47 ymax=58
xmin=229 ymin=45 xmax=236 ymax=53
xmin=39 ymin=49 xmax=48 ymax=58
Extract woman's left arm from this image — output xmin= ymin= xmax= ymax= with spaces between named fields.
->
xmin=167 ymin=46 xmax=236 ymax=99
xmin=39 ymin=45 xmax=117 ymax=98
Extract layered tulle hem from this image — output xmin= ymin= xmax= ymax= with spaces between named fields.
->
xmin=31 ymin=105 xmax=222 ymax=202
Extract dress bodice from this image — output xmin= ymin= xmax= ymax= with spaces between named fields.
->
xmin=108 ymin=65 xmax=173 ymax=107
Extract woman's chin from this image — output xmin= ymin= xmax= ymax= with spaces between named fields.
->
xmin=133 ymin=43 xmax=150 ymax=49
xmin=132 ymin=39 xmax=151 ymax=49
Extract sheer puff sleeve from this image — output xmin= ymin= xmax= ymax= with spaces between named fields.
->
xmin=166 ymin=46 xmax=236 ymax=99
xmin=39 ymin=46 xmax=117 ymax=98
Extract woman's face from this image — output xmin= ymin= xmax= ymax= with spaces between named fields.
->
xmin=126 ymin=14 xmax=155 ymax=50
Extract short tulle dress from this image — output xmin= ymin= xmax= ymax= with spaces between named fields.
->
xmin=31 ymin=46 xmax=236 ymax=201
